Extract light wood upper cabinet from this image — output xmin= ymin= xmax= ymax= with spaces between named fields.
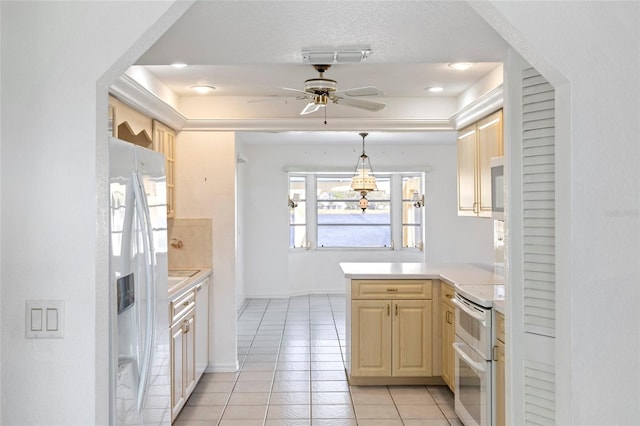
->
xmin=457 ymin=109 xmax=503 ymax=217
xmin=348 ymin=280 xmax=434 ymax=382
xmin=153 ymin=120 xmax=176 ymax=218
xmin=440 ymin=282 xmax=455 ymax=391
xmin=457 ymin=124 xmax=478 ymax=216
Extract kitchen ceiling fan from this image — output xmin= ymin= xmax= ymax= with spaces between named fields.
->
xmin=279 ymin=64 xmax=386 ymax=115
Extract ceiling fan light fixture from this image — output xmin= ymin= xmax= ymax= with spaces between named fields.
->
xmin=314 ymin=94 xmax=329 ymax=106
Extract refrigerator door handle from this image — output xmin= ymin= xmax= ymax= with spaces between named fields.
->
xmin=132 ymin=171 xmax=157 ymax=413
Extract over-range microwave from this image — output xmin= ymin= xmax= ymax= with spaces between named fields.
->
xmin=490 ymin=156 xmax=504 ymax=220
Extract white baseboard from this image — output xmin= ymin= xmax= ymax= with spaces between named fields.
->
xmin=205 ymin=361 xmax=240 ymax=373
xmin=242 ymin=290 xmax=346 ymax=299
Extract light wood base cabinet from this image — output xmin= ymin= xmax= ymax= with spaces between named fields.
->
xmin=171 ymin=308 xmax=195 ymax=421
xmin=440 ymin=282 xmax=455 ymax=391
xmin=348 ymin=279 xmax=435 ymax=385
xmin=194 ymin=279 xmax=209 ymax=381
xmin=495 ymin=311 xmax=506 ymax=426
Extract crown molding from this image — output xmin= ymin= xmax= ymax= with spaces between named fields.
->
xmin=111 ymin=73 xmax=460 ymax=132
xmin=449 ymin=85 xmax=503 ymax=129
xmin=180 ymin=118 xmax=453 ymax=132
xmin=110 ymin=74 xmax=188 ymax=131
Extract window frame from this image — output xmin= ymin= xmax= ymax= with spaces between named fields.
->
xmin=288 ymin=172 xmax=424 ymax=251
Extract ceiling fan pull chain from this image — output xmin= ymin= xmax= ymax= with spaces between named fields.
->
xmin=324 ymin=105 xmax=327 ymax=125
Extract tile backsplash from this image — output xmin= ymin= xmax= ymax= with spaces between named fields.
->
xmin=168 ymin=218 xmax=213 ymax=269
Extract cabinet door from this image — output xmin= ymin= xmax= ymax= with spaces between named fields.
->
xmin=477 ymin=109 xmax=503 ymax=217
xmin=170 ymin=320 xmax=185 ymax=421
xmin=152 ymin=120 xmax=176 ymax=218
xmin=457 ymin=124 xmax=478 ymax=216
xmin=184 ymin=310 xmax=197 ymax=397
xmin=495 ymin=339 xmax=506 ymax=426
xmin=392 ymin=299 xmax=432 ymax=377
xmin=441 ymin=302 xmax=455 ymax=391
xmin=195 ymin=280 xmax=209 ymax=380
xmin=351 ymin=300 xmax=392 ymax=377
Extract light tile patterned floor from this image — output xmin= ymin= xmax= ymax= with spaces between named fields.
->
xmin=174 ymin=295 xmax=462 ymax=426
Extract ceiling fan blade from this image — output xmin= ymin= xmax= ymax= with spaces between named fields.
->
xmin=246 ymin=96 xmax=290 ymax=104
xmin=300 ymin=102 xmax=323 ymax=115
xmin=282 ymin=87 xmax=310 ymax=95
xmin=333 ymin=96 xmax=385 ymax=112
xmin=334 ymin=86 xmax=383 ymax=97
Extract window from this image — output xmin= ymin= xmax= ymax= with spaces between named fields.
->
xmin=289 ymin=172 xmax=424 ymax=250
xmin=317 ymin=175 xmax=391 ymax=248
xmin=288 ymin=175 xmax=307 ymax=248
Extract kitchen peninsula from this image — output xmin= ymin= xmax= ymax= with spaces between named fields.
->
xmin=340 ymin=262 xmax=504 ymax=386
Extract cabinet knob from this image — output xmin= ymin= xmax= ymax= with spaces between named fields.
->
xmin=182 ymin=301 xmax=190 ymax=307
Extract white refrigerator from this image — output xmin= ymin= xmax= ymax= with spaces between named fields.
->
xmin=109 ymin=137 xmax=171 ymax=425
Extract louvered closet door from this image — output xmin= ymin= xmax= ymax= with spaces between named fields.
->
xmin=521 ymin=67 xmax=556 ymax=424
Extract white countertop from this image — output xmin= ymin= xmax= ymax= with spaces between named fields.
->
xmin=340 ymin=262 xmax=505 ymax=308
xmin=168 ymin=268 xmax=213 ymax=297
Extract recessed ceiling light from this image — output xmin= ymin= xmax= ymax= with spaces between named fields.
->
xmin=427 ymin=86 xmax=444 ymax=93
xmin=448 ymin=62 xmax=475 ymax=71
xmin=191 ymin=85 xmax=216 ymax=94
xmin=171 ymin=62 xmax=188 ymax=69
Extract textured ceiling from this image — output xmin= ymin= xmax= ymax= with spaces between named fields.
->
xmin=126 ymin=1 xmax=509 ymax=130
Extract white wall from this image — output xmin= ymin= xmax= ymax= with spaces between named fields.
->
xmin=175 ymin=131 xmax=239 ymax=372
xmin=0 ymin=1 xmax=189 ymax=424
xmin=1 ymin=1 xmax=638 ymax=424
xmin=475 ymin=1 xmax=640 ymax=424
xmin=0 ymin=3 xmax=3 ymax=420
xmin=237 ymin=133 xmax=494 ymax=298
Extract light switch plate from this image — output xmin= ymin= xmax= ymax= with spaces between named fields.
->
xmin=26 ymin=300 xmax=65 ymax=339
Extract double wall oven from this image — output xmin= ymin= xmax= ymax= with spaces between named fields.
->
xmin=451 ymin=292 xmax=493 ymax=426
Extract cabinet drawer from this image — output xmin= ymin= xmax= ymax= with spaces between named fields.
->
xmin=496 ymin=311 xmax=505 ymax=343
xmin=441 ymin=282 xmax=455 ymax=305
xmin=170 ymin=289 xmax=196 ymax=325
xmin=352 ymin=280 xmax=432 ymax=299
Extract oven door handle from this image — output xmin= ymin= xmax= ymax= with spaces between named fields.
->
xmin=453 ymin=342 xmax=486 ymax=374
xmin=451 ymin=297 xmax=487 ymax=327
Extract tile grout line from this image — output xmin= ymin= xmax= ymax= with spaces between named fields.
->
xmin=264 ymin=296 xmax=294 ymax=426
xmin=219 ymin=299 xmax=273 ymax=426
xmin=181 ymin=296 xmax=459 ymax=426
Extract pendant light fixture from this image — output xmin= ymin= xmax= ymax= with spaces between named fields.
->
xmin=351 ymin=132 xmax=377 ymax=213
